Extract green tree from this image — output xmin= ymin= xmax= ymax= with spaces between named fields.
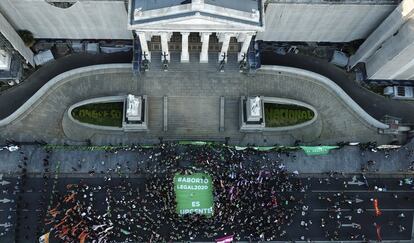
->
xmin=17 ymin=30 xmax=35 ymax=48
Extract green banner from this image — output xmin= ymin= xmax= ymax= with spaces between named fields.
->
xmin=174 ymin=173 xmax=213 ymax=216
xmin=139 ymin=145 xmax=154 ymax=149
xmin=43 ymin=145 xmax=129 ymax=151
xmin=235 ymin=146 xmax=248 ymax=151
xmin=253 ymin=146 xmax=275 ymax=151
xmin=300 ymin=146 xmax=339 ymax=155
xmin=179 ymin=141 xmax=212 ymax=146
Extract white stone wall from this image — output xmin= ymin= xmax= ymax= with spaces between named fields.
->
xmin=0 ymin=0 xmax=132 ymax=40
xmin=365 ymin=18 xmax=414 ymax=80
xmin=349 ymin=0 xmax=414 ymax=68
xmin=0 ymin=12 xmax=34 ymax=66
xmin=348 ymin=0 xmax=414 ymax=80
xmin=257 ymin=3 xmax=396 ymax=42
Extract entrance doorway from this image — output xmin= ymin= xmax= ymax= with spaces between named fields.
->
xmin=148 ymin=32 xmax=240 ymax=53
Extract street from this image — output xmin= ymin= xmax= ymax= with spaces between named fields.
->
xmin=0 ymin=175 xmax=412 ymax=242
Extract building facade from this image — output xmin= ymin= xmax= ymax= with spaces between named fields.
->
xmin=349 ymin=0 xmax=414 ymax=80
xmin=2 ymin=0 xmax=414 ymax=80
xmin=0 ymin=11 xmax=34 ymax=85
xmin=0 ymin=0 xmax=132 ymax=40
xmin=128 ymin=0 xmax=264 ymax=62
xmin=257 ymin=0 xmax=397 ymax=43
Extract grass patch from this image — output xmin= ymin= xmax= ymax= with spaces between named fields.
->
xmin=71 ymin=102 xmax=123 ymax=127
xmin=264 ymin=103 xmax=314 ymax=127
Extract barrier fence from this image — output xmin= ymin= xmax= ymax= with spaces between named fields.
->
xmin=41 ymin=142 xmax=361 ymax=156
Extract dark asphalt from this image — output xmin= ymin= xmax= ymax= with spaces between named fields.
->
xmin=0 ymin=176 xmax=412 ymax=242
xmin=261 ymin=51 xmax=414 ymax=125
xmin=0 ymin=51 xmax=132 ymax=120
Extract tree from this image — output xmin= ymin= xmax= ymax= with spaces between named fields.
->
xmin=17 ymin=30 xmax=35 ymax=48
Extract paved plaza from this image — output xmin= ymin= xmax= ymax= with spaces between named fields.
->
xmin=0 ymin=52 xmax=400 ymax=146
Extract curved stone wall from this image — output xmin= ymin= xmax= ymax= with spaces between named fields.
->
xmin=0 ymin=64 xmax=132 ymax=128
xmin=259 ymin=65 xmax=389 ymax=130
xmin=0 ymin=63 xmax=395 ymax=145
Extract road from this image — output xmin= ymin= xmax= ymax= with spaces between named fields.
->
xmin=0 ymin=175 xmax=412 ymax=242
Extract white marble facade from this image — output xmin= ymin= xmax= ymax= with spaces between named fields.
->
xmin=128 ymin=0 xmax=264 ymax=63
xmin=135 ymin=31 xmax=255 ymax=63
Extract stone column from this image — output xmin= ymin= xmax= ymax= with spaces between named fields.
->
xmin=137 ymin=31 xmax=151 ymax=61
xmin=218 ymin=32 xmax=231 ymax=62
xmin=200 ymin=32 xmax=211 ymax=63
xmin=180 ymin=32 xmax=190 ymax=63
xmin=160 ymin=32 xmax=171 ymax=61
xmin=238 ymin=33 xmax=254 ymax=62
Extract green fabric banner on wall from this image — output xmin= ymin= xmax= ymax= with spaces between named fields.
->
xmin=300 ymin=146 xmax=339 ymax=155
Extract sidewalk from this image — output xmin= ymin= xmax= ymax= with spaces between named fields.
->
xmin=0 ymin=141 xmax=413 ymax=176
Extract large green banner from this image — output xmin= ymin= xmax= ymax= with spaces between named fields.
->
xmin=174 ymin=173 xmax=214 ymax=216
xmin=300 ymin=146 xmax=339 ymax=155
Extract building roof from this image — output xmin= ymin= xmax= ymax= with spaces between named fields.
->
xmin=134 ymin=0 xmax=190 ymax=11
xmin=134 ymin=0 xmax=259 ymax=12
xmin=129 ymin=0 xmax=263 ymax=31
xmin=205 ymin=0 xmax=259 ymax=13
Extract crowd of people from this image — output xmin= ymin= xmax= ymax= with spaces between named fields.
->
xmin=45 ymin=144 xmax=308 ymax=242
xmin=2 ymin=142 xmax=413 ymax=242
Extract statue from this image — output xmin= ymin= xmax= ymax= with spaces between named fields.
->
xmin=126 ymin=95 xmax=141 ymax=121
xmin=250 ymin=96 xmax=261 ymax=117
xmin=246 ymin=96 xmax=262 ymax=122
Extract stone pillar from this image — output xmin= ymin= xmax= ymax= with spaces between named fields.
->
xmin=137 ymin=31 xmax=151 ymax=61
xmin=160 ymin=32 xmax=171 ymax=61
xmin=181 ymin=32 xmax=190 ymax=63
xmin=218 ymin=33 xmax=231 ymax=62
xmin=238 ymin=33 xmax=254 ymax=62
xmin=200 ymin=32 xmax=211 ymax=63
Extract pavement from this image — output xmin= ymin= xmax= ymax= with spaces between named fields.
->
xmin=0 ymin=52 xmax=398 ymax=145
xmin=261 ymin=50 xmax=414 ymax=126
xmin=1 ymin=140 xmax=414 ymax=176
xmin=0 ymin=47 xmax=410 ymax=145
xmin=0 ymin=144 xmax=413 ymax=242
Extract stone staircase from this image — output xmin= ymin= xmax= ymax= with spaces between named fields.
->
xmin=147 ymin=51 xmax=242 ymax=73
